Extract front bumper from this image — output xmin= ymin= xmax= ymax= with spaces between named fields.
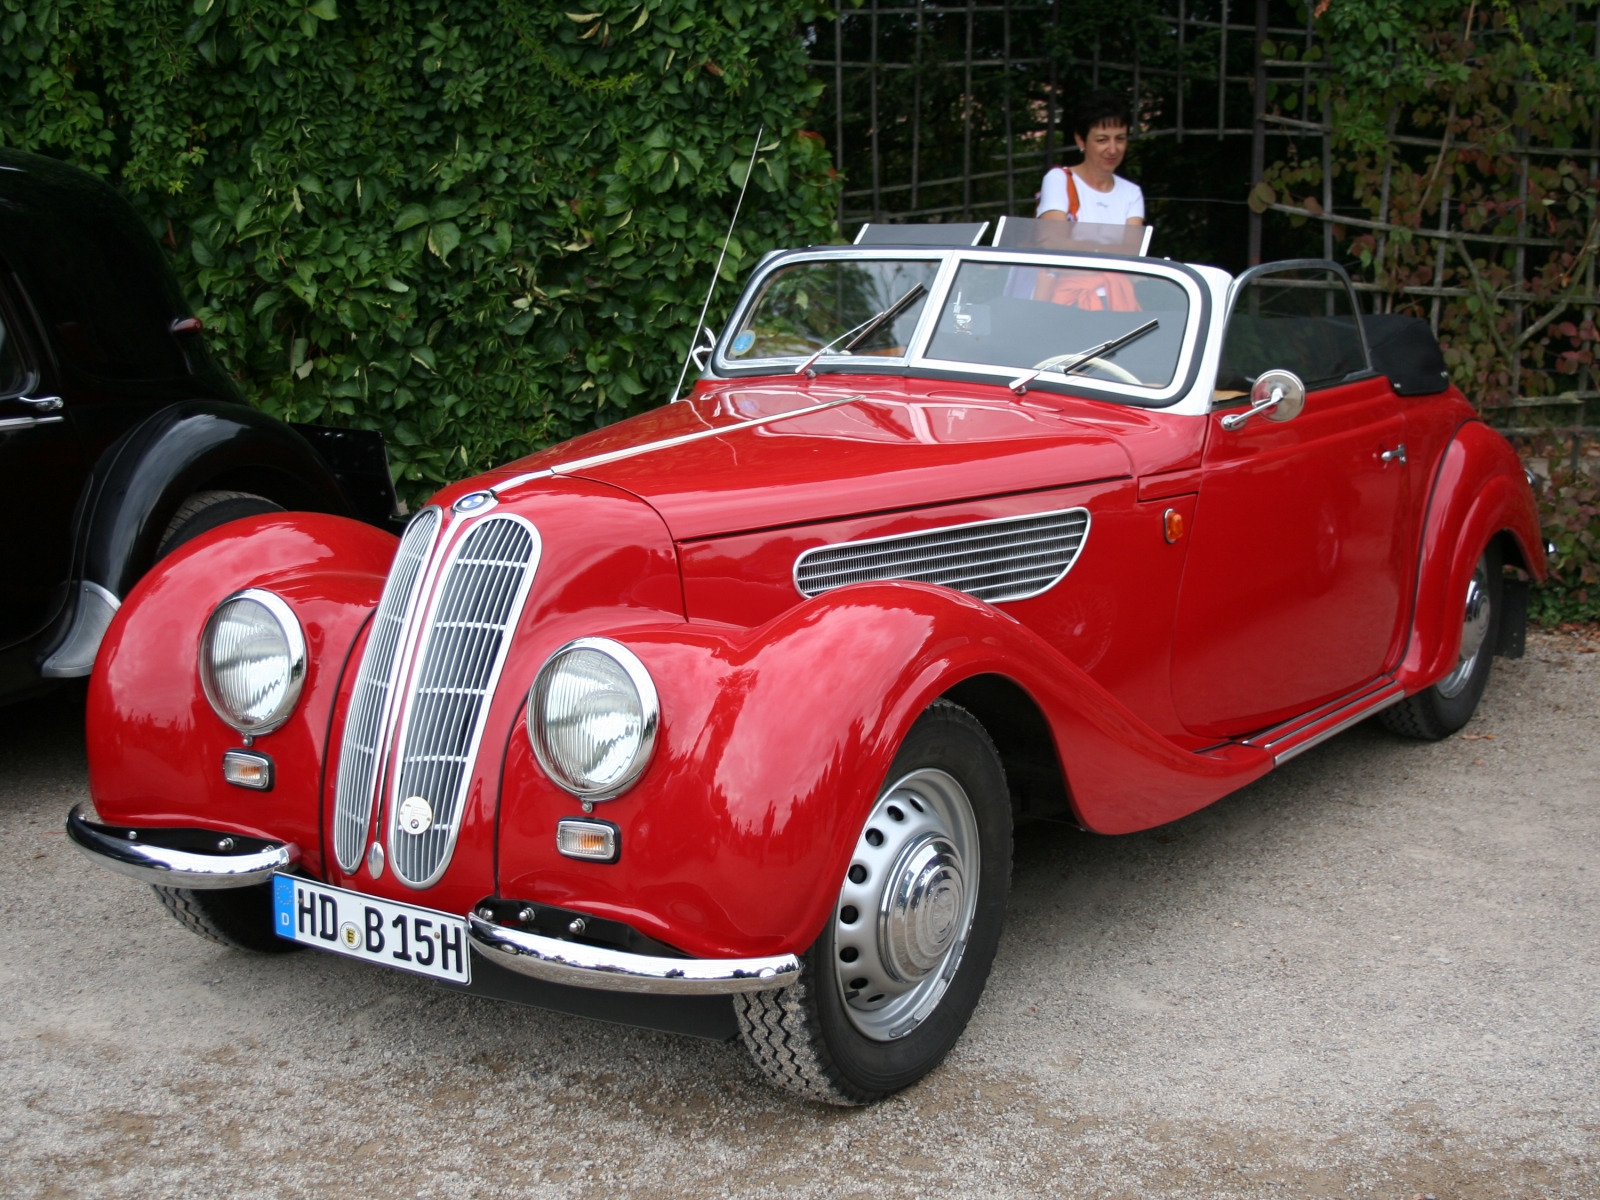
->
xmin=468 ymin=914 xmax=800 ymax=995
xmin=67 ymin=803 xmax=299 ymax=889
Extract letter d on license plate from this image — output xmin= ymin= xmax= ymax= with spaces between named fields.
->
xmin=272 ymin=874 xmax=470 ymax=984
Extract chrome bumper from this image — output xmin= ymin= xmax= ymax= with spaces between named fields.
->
xmin=467 ymin=914 xmax=800 ymax=995
xmin=66 ymin=803 xmax=299 ymax=889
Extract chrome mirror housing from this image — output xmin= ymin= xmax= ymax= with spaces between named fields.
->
xmin=1220 ymin=368 xmax=1306 ymax=431
xmin=1254 ymin=369 xmax=1306 ymax=422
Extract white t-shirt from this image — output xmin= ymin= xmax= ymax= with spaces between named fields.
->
xmin=1036 ymin=167 xmax=1145 ymax=223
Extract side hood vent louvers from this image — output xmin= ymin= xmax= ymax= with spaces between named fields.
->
xmin=794 ymin=507 xmax=1090 ymax=604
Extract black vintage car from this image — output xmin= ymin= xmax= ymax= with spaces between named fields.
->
xmin=0 ymin=147 xmax=401 ymax=704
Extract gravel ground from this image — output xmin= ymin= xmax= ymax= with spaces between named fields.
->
xmin=2 ymin=629 xmax=1597 ymax=1199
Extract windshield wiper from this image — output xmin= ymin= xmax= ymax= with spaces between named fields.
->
xmin=1007 ymin=317 xmax=1161 ymax=395
xmin=794 ymin=282 xmax=929 ymax=376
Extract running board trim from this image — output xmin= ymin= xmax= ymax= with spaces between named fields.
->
xmin=1240 ymin=679 xmax=1407 ymax=765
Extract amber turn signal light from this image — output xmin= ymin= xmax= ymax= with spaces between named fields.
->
xmin=1163 ymin=508 xmax=1185 ymax=544
xmin=556 ymin=818 xmax=620 ymax=863
xmin=222 ymin=748 xmax=273 ymax=790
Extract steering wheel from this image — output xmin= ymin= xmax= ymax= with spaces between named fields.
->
xmin=1030 ymin=354 xmax=1144 ymax=386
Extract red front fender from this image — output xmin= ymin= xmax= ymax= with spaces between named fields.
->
xmin=498 ymin=583 xmax=1272 ymax=960
xmin=87 ymin=514 xmax=397 ymax=876
xmin=1397 ymin=422 xmax=1544 ymax=694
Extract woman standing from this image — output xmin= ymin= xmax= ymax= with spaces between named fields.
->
xmin=1038 ymin=91 xmax=1145 ymax=227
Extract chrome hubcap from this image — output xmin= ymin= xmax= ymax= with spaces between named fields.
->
xmin=1438 ymin=555 xmax=1492 ymax=699
xmin=832 ymin=768 xmax=980 ymax=1041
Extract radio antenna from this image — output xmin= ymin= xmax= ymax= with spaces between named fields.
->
xmin=670 ymin=123 xmax=764 ymax=403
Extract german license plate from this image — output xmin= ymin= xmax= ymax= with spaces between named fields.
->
xmin=272 ymin=874 xmax=470 ymax=984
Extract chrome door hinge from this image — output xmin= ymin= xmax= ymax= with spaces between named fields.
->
xmin=1380 ymin=444 xmax=1407 ymax=465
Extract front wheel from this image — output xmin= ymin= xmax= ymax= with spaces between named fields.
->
xmin=1381 ymin=542 xmax=1504 ymax=741
xmin=735 ymin=700 xmax=1012 ymax=1105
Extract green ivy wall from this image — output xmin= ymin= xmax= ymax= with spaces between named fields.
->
xmin=0 ymin=0 xmax=841 ymax=500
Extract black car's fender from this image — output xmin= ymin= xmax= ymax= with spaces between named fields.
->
xmin=40 ymin=400 xmax=355 ymax=677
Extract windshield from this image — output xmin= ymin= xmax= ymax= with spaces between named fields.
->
xmin=725 ymin=259 xmax=940 ymax=362
xmin=923 ymin=261 xmax=1190 ymax=388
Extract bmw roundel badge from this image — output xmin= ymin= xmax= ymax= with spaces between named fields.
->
xmin=453 ymin=490 xmax=493 ymax=513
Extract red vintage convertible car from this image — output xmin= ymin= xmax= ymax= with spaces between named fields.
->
xmin=71 ymin=230 xmax=1543 ymax=1105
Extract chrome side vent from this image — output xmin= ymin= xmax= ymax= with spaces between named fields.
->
xmin=332 ymin=507 xmax=441 ymax=873
xmin=388 ymin=515 xmax=540 ymax=888
xmin=794 ymin=507 xmax=1090 ymax=603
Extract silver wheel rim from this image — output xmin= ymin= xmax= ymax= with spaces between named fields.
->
xmin=1438 ymin=554 xmax=1492 ymax=699
xmin=831 ymin=768 xmax=980 ymax=1042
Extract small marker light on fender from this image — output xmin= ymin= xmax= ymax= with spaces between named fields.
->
xmin=556 ymin=818 xmax=619 ymax=863
xmin=1163 ymin=508 xmax=1185 ymax=544
xmin=222 ymin=748 xmax=273 ymax=790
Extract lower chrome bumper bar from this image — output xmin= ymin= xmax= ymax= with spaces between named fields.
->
xmin=66 ymin=803 xmax=299 ymax=889
xmin=467 ymin=914 xmax=800 ymax=995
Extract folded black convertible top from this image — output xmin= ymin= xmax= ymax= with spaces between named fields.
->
xmin=1362 ymin=314 xmax=1452 ymax=395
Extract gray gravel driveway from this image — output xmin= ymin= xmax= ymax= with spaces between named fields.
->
xmin=2 ymin=630 xmax=1597 ymax=1199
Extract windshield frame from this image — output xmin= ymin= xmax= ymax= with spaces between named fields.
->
xmin=711 ymin=245 xmax=1210 ymax=409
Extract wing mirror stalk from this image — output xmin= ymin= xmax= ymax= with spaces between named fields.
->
xmin=1219 ymin=369 xmax=1306 ymax=431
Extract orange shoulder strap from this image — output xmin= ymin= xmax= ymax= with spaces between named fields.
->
xmin=1065 ymin=168 xmax=1079 ymax=219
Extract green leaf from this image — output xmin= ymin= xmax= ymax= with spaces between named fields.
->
xmin=429 ymin=196 xmax=470 ymax=222
xmin=427 ymin=221 xmax=461 ymax=263
xmin=308 ymin=0 xmax=338 ymax=18
xmin=393 ymin=203 xmax=430 ymax=232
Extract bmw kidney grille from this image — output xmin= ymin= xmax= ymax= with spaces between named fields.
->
xmin=386 ymin=515 xmax=540 ymax=888
xmin=793 ymin=507 xmax=1090 ymax=603
xmin=331 ymin=507 xmax=441 ymax=873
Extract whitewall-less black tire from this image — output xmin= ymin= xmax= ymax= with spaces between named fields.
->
xmin=735 ymin=699 xmax=1012 ymax=1105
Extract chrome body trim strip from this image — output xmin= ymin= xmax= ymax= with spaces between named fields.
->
xmin=488 ymin=393 xmax=865 ymax=498
xmin=1243 ymin=679 xmax=1406 ymax=765
xmin=66 ymin=803 xmax=298 ymax=889
xmin=0 ymin=414 xmax=65 ymax=430
xmin=468 ymin=915 xmax=800 ymax=995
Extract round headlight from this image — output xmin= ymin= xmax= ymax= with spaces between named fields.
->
xmin=198 ymin=589 xmax=306 ymax=735
xmin=528 ymin=638 xmax=658 ymax=800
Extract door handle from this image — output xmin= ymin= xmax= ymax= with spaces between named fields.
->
xmin=19 ymin=395 xmax=64 ymax=412
xmin=1380 ymin=444 xmax=1407 ymax=465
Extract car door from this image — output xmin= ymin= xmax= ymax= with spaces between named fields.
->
xmin=0 ymin=282 xmax=88 ymax=649
xmin=1169 ymin=263 xmax=1411 ymax=738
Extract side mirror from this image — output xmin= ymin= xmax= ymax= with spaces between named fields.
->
xmin=1219 ymin=368 xmax=1306 ymax=431
xmin=689 ymin=327 xmax=719 ymax=372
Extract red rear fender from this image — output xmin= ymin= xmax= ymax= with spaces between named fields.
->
xmin=86 ymin=514 xmax=398 ymax=876
xmin=1398 ymin=422 xmax=1544 ymax=693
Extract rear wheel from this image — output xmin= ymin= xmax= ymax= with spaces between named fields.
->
xmin=1381 ymin=543 xmax=1503 ymax=741
xmin=153 ymin=882 xmax=300 ymax=954
xmin=735 ymin=700 xmax=1011 ymax=1105
xmin=157 ymin=489 xmax=284 ymax=561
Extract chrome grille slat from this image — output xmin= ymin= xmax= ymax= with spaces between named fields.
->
xmin=389 ymin=515 xmax=539 ymax=888
xmin=794 ymin=508 xmax=1090 ymax=603
xmin=331 ymin=508 xmax=441 ymax=873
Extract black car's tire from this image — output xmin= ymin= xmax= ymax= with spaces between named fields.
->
xmin=153 ymin=883 xmax=300 ymax=954
xmin=156 ymin=489 xmax=284 ymax=561
xmin=735 ymin=700 xmax=1012 ymax=1105
xmin=1380 ymin=542 xmax=1504 ymax=741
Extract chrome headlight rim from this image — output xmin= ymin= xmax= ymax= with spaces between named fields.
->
xmin=198 ymin=587 xmax=307 ymax=736
xmin=527 ymin=636 xmax=659 ymax=802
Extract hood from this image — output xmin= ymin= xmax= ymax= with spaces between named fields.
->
xmin=485 ymin=377 xmax=1137 ymax=541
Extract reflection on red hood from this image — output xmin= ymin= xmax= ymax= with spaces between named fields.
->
xmin=482 ymin=376 xmax=1149 ymax=540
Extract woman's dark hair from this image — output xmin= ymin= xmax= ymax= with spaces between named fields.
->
xmin=1072 ymin=90 xmax=1131 ymax=140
